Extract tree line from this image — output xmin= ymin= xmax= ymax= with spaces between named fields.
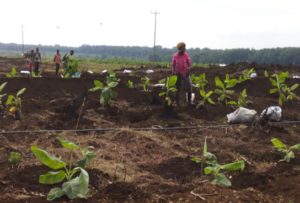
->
xmin=1 ymin=42 xmax=300 ymax=65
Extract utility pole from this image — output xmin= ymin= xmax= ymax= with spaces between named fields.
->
xmin=151 ymin=10 xmax=159 ymax=62
xmin=21 ymin=24 xmax=24 ymax=54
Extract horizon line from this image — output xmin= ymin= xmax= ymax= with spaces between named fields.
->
xmin=1 ymin=41 xmax=300 ymax=51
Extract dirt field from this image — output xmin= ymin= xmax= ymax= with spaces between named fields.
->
xmin=0 ymin=56 xmax=300 ymax=202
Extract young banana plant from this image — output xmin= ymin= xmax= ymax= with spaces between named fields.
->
xmin=31 ymin=137 xmax=95 ymax=201
xmin=158 ymin=75 xmax=177 ymax=106
xmin=214 ymin=74 xmax=237 ymax=105
xmin=271 ymin=138 xmax=300 ymax=162
xmin=191 ymin=137 xmax=245 ymax=187
xmin=227 ymin=89 xmax=251 ymax=107
xmin=89 ymin=72 xmax=119 ymax=107
xmin=197 ymin=89 xmax=215 ymax=108
xmin=269 ymin=71 xmax=299 ymax=106
xmin=6 ymin=88 xmax=26 ymax=120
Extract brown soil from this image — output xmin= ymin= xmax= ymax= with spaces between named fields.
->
xmin=0 ymin=57 xmax=300 ymax=202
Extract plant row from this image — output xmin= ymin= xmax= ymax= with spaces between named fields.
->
xmin=7 ymin=136 xmax=300 ymax=201
xmin=90 ymin=68 xmax=299 ymax=108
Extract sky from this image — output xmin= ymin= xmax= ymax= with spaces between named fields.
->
xmin=1 ymin=0 xmax=300 ymax=49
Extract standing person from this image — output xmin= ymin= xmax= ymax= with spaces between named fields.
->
xmin=34 ymin=47 xmax=42 ymax=75
xmin=62 ymin=50 xmax=74 ymax=70
xmin=25 ymin=49 xmax=35 ymax=73
xmin=172 ymin=42 xmax=193 ymax=106
xmin=29 ymin=49 xmax=35 ymax=72
xmin=53 ymin=49 xmax=61 ymax=75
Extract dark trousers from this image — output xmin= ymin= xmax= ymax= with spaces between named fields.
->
xmin=176 ymin=74 xmax=192 ymax=104
xmin=55 ymin=63 xmax=60 ymax=75
xmin=34 ymin=62 xmax=40 ymax=75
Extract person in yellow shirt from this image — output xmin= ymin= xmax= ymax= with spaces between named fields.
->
xmin=62 ymin=50 xmax=74 ymax=70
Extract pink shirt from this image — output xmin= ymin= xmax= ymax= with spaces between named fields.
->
xmin=53 ymin=54 xmax=61 ymax=64
xmin=172 ymin=52 xmax=192 ymax=77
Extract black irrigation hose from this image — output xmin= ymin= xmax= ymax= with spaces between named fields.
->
xmin=272 ymin=120 xmax=300 ymax=124
xmin=0 ymin=120 xmax=299 ymax=135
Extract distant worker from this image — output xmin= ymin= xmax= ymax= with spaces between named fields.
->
xmin=34 ymin=47 xmax=42 ymax=74
xmin=62 ymin=50 xmax=74 ymax=70
xmin=172 ymin=42 xmax=193 ymax=106
xmin=53 ymin=49 xmax=61 ymax=75
xmin=25 ymin=49 xmax=35 ymax=73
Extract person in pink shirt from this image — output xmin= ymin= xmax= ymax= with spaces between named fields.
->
xmin=53 ymin=49 xmax=62 ymax=76
xmin=172 ymin=42 xmax=193 ymax=105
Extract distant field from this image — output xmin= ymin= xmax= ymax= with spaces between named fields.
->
xmin=0 ymin=56 xmax=300 ymax=202
xmin=0 ymin=54 xmax=210 ymax=73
